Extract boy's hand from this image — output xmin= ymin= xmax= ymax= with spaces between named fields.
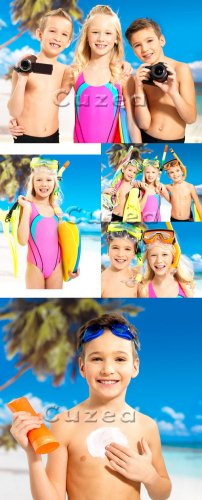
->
xmin=135 ymin=64 xmax=151 ymax=87
xmin=105 ymin=438 xmax=154 ymax=483
xmin=10 ymin=411 xmax=43 ymax=451
xmin=9 ymin=119 xmax=25 ymax=138
xmin=154 ymin=63 xmax=178 ymax=96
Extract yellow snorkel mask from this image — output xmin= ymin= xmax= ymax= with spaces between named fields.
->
xmin=106 ymin=222 xmax=145 ymax=281
xmin=30 ymin=157 xmax=70 ymax=200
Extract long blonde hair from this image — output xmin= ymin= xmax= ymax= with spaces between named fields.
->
xmin=73 ymin=5 xmax=124 ymax=83
xmin=26 ymin=166 xmax=60 ymax=207
xmin=142 ymin=165 xmax=160 ymax=190
xmin=140 ymin=246 xmax=194 ymax=297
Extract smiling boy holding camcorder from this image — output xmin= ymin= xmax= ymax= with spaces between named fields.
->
xmin=124 ymin=18 xmax=196 ymax=143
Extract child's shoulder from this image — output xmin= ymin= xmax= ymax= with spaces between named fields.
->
xmin=134 ymin=409 xmax=158 ymax=431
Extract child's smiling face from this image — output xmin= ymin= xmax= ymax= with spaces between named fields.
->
xmin=167 ymin=166 xmax=184 ymax=183
xmin=87 ymin=14 xmax=118 ymax=58
xmin=108 ymin=237 xmax=135 ymax=270
xmin=147 ymin=244 xmax=173 ymax=276
xmin=130 ymin=27 xmax=165 ymax=65
xmin=33 ymin=169 xmax=55 ymax=198
xmin=144 ymin=165 xmax=159 ymax=184
xmin=123 ymin=164 xmax=138 ymax=182
xmin=37 ymin=16 xmax=72 ymax=56
xmin=79 ymin=329 xmax=139 ymax=402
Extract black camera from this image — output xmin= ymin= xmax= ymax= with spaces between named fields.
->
xmin=14 ymin=56 xmax=53 ymax=75
xmin=143 ymin=62 xmax=168 ymax=85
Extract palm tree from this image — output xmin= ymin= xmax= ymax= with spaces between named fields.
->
xmin=0 ymin=424 xmax=17 ymax=450
xmin=105 ymin=144 xmax=152 ymax=174
xmin=0 ymin=298 xmax=142 ymax=391
xmin=0 ymin=0 xmax=83 ymax=50
xmin=0 ymin=155 xmax=34 ymax=201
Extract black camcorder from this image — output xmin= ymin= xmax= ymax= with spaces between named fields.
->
xmin=142 ymin=62 xmax=169 ymax=85
xmin=14 ymin=55 xmax=53 ymax=75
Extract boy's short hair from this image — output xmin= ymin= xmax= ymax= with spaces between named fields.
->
xmin=125 ymin=18 xmax=162 ymax=44
xmin=38 ymin=8 xmax=73 ymax=37
xmin=77 ymin=312 xmax=140 ymax=357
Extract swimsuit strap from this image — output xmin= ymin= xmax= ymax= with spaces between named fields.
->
xmin=148 ymin=281 xmax=157 ymax=298
xmin=178 ymin=282 xmax=186 ymax=298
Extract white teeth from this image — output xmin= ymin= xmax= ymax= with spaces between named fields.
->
xmin=98 ymin=380 xmax=117 ymax=384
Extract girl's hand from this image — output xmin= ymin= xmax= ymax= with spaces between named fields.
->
xmin=103 ymin=188 xmax=115 ymax=195
xmin=8 ymin=119 xmax=25 ymax=138
xmin=122 ymin=61 xmax=134 ymax=77
xmin=68 ymin=267 xmax=80 ymax=279
xmin=10 ymin=411 xmax=43 ymax=451
xmin=18 ymin=195 xmax=31 ymax=209
xmin=105 ymin=438 xmax=153 ymax=483
xmin=132 ymin=181 xmax=142 ymax=189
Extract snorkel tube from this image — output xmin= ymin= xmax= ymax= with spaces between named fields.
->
xmin=166 ymin=222 xmax=181 ymax=269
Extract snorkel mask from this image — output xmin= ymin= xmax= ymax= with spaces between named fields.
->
xmin=143 ymin=222 xmax=181 ymax=269
xmin=106 ymin=222 xmax=145 ymax=280
xmin=163 ymin=148 xmax=187 ymax=179
xmin=30 ymin=157 xmax=70 ymax=200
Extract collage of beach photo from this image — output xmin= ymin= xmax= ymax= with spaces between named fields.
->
xmin=0 ymin=1 xmax=202 ymax=500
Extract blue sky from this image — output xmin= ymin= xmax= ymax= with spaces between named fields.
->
xmin=0 ymin=0 xmax=202 ymax=80
xmin=101 ymin=143 xmax=202 ymax=187
xmin=0 ymin=297 xmax=202 ymax=445
xmin=0 ymin=154 xmax=101 ymax=233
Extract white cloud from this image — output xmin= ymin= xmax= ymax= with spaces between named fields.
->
xmin=191 ymin=425 xmax=202 ymax=434
xmin=162 ymin=406 xmax=185 ymax=420
xmin=158 ymin=419 xmax=189 ymax=436
xmin=0 ymin=46 xmax=36 ymax=74
xmin=101 ymin=253 xmax=110 ymax=266
xmin=92 ymin=209 xmax=101 ymax=221
xmin=191 ymin=254 xmax=202 ymax=272
xmin=0 ymin=18 xmax=7 ymax=29
xmin=196 ymin=185 xmax=202 ymax=195
xmin=189 ymin=61 xmax=202 ymax=82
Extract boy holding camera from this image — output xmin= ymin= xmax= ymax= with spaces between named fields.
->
xmin=124 ymin=18 xmax=196 ymax=143
xmin=7 ymin=8 xmax=73 ymax=143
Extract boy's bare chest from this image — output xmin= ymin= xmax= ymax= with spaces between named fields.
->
xmin=171 ymin=184 xmax=190 ymax=200
xmin=26 ymin=68 xmax=64 ymax=93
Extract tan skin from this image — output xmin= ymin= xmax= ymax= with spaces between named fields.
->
xmin=102 ymin=238 xmax=138 ymax=298
xmin=160 ymin=167 xmax=202 ymax=220
xmin=7 ymin=16 xmax=73 ymax=138
xmin=125 ymin=27 xmax=196 ymax=141
xmin=10 ymin=330 xmax=171 ymax=500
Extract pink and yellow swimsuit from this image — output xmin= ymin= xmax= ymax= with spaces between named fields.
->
xmin=74 ymin=72 xmax=121 ymax=143
xmin=27 ymin=203 xmax=61 ymax=279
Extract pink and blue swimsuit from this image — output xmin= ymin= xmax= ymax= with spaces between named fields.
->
xmin=74 ymin=72 xmax=121 ymax=143
xmin=148 ymin=281 xmax=186 ymax=298
xmin=141 ymin=193 xmax=161 ymax=222
xmin=27 ymin=203 xmax=61 ymax=279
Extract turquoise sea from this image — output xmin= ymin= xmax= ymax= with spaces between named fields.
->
xmin=163 ymin=446 xmax=202 ymax=478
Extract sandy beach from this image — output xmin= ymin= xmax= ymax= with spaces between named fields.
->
xmin=0 ymin=448 xmax=202 ymax=500
xmin=0 ymin=233 xmax=101 ymax=297
xmin=0 ymin=79 xmax=201 ymax=143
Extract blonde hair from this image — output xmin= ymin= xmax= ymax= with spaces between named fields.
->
xmin=73 ymin=5 xmax=124 ymax=83
xmin=26 ymin=166 xmax=60 ymax=207
xmin=142 ymin=165 xmax=160 ymax=189
xmin=141 ymin=246 xmax=194 ymax=297
xmin=38 ymin=8 xmax=73 ymax=39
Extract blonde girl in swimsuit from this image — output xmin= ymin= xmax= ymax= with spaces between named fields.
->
xmin=72 ymin=4 xmax=141 ymax=143
xmin=17 ymin=158 xmax=78 ymax=289
xmin=137 ymin=228 xmax=194 ymax=298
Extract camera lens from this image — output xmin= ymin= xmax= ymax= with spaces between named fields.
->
xmin=151 ymin=63 xmax=168 ymax=82
xmin=20 ymin=59 xmax=32 ymax=72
